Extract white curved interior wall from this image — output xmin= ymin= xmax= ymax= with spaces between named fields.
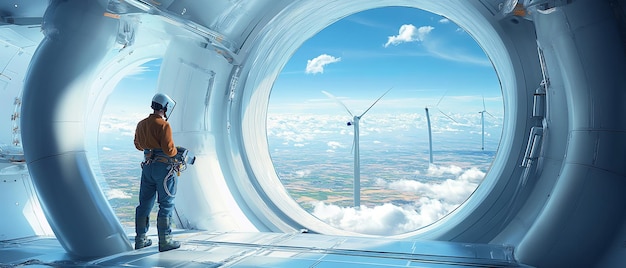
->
xmin=0 ymin=25 xmax=52 ymax=240
xmin=6 ymin=0 xmax=532 ymax=242
xmin=152 ymin=1 xmax=625 ymax=266
xmin=33 ymin=0 xmax=532 ymax=240
xmin=7 ymin=0 xmax=626 ymax=266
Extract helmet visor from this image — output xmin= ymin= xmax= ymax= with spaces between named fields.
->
xmin=164 ymin=100 xmax=176 ymax=120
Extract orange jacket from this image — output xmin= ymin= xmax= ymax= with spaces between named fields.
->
xmin=134 ymin=114 xmax=178 ymax=157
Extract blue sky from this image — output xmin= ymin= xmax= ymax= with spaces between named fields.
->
xmin=269 ymin=7 xmax=501 ymax=116
xmin=104 ymin=59 xmax=160 ymax=116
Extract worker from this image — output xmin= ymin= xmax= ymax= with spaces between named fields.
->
xmin=133 ymin=92 xmax=181 ymax=252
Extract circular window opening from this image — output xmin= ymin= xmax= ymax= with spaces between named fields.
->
xmin=268 ymin=7 xmax=503 ymax=236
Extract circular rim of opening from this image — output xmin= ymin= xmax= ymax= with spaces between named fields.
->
xmin=236 ymin=0 xmax=524 ymax=239
xmin=266 ymin=10 xmax=504 ymax=235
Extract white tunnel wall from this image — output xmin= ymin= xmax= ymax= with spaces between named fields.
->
xmin=156 ymin=35 xmax=259 ymax=232
xmin=208 ymin=0 xmax=626 ymax=266
xmin=16 ymin=0 xmax=548 ymax=259
xmin=14 ymin=0 xmax=626 ymax=266
xmin=515 ymin=1 xmax=626 ymax=267
xmin=0 ymin=25 xmax=52 ymax=240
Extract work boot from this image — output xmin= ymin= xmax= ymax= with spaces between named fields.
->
xmin=135 ymin=216 xmax=152 ymax=250
xmin=157 ymin=216 xmax=181 ymax=252
xmin=135 ymin=234 xmax=152 ymax=250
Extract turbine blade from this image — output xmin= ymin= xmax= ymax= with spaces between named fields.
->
xmin=437 ymin=108 xmax=458 ymax=124
xmin=322 ymin=90 xmax=354 ymax=117
xmin=350 ymin=139 xmax=355 ymax=155
xmin=482 ymin=95 xmax=486 ymax=111
xmin=481 ymin=96 xmax=496 ymax=118
xmin=360 ymin=86 xmax=393 ymax=117
xmin=436 ymin=89 xmax=450 ymax=107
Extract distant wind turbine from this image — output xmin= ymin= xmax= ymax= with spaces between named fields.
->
xmin=322 ymin=87 xmax=392 ymax=208
xmin=425 ymin=107 xmax=433 ymax=164
xmin=424 ymin=90 xmax=458 ymax=163
xmin=478 ymin=96 xmax=495 ymax=150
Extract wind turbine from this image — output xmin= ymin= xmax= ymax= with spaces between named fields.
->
xmin=424 ymin=91 xmax=458 ymax=163
xmin=322 ymin=87 xmax=392 ymax=208
xmin=425 ymin=107 xmax=433 ymax=164
xmin=478 ymin=96 xmax=495 ymax=150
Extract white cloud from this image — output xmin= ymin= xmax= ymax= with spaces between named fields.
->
xmin=124 ymin=65 xmax=151 ymax=78
xmin=310 ymin=164 xmax=486 ymax=235
xmin=99 ymin=113 xmax=143 ymax=137
xmin=312 ymin=202 xmax=424 ymax=235
xmin=427 ymin=164 xmax=463 ymax=176
xmin=106 ymin=188 xmax=131 ymax=199
xmin=312 ymin=200 xmax=457 ymax=235
xmin=327 ymin=141 xmax=344 ymax=149
xmin=306 ymin=54 xmax=341 ymax=74
xmin=381 ymin=23 xmax=490 ymax=67
xmin=295 ymin=169 xmax=312 ymax=178
xmin=421 ymin=39 xmax=491 ymax=67
xmin=385 ymin=165 xmax=485 ymax=204
xmin=384 ymin=24 xmax=434 ymax=47
xmin=267 ymin=112 xmax=504 ymax=153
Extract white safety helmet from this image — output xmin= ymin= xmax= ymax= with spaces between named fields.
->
xmin=151 ymin=93 xmax=176 ymax=120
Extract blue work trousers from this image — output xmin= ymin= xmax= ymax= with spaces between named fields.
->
xmin=135 ymin=161 xmax=177 ymax=220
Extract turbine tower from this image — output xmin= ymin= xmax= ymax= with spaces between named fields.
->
xmin=425 ymin=107 xmax=433 ymax=164
xmin=322 ymin=87 xmax=392 ymax=208
xmin=479 ymin=96 xmax=495 ymax=150
xmin=424 ymin=91 xmax=458 ymax=163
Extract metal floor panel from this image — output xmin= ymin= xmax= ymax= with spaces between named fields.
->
xmin=0 ymin=231 xmax=531 ymax=267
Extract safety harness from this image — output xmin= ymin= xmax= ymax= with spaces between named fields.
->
xmin=142 ymin=148 xmax=193 ymax=197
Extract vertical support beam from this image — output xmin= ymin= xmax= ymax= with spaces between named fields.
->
xmin=21 ymin=0 xmax=132 ymax=259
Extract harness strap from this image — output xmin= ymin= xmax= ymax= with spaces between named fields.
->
xmin=141 ymin=149 xmax=179 ymax=197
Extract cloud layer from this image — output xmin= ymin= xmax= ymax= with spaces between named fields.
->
xmin=267 ymin=112 xmax=501 ymax=235
xmin=311 ymin=164 xmax=485 ymax=235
